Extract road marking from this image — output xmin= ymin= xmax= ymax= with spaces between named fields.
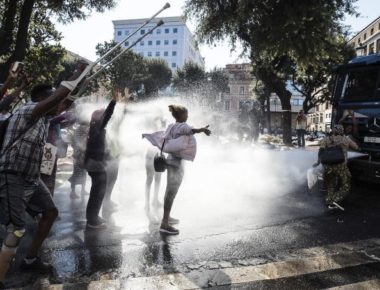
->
xmin=9 ymin=238 xmax=380 ymax=290
xmin=325 ymin=279 xmax=380 ymax=290
xmin=124 ymin=252 xmax=378 ymax=289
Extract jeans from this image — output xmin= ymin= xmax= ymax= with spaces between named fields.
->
xmin=86 ymin=171 xmax=107 ymax=224
xmin=297 ymin=129 xmax=306 ymax=147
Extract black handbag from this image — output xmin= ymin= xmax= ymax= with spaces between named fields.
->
xmin=154 ymin=139 xmax=167 ymax=172
xmin=319 ymin=137 xmax=345 ymax=165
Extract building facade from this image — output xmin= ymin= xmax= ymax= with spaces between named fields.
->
xmin=113 ymin=16 xmax=204 ymax=70
xmin=307 ymin=102 xmax=332 ymax=133
xmin=219 ymin=63 xmax=305 ymax=132
xmin=349 ymin=16 xmax=380 ymax=56
xmin=220 ymin=63 xmax=256 ymax=114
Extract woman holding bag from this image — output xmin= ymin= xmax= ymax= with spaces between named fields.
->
xmin=144 ymin=105 xmax=211 ymax=235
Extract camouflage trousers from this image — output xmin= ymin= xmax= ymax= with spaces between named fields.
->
xmin=323 ymin=163 xmax=351 ymax=204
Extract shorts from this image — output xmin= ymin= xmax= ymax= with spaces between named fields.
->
xmin=0 ymin=173 xmax=57 ymax=228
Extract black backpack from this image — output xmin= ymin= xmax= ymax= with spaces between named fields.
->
xmin=319 ymin=137 xmax=345 ymax=165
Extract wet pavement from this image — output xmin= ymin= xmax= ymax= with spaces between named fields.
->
xmin=1 ymin=147 xmax=380 ymax=289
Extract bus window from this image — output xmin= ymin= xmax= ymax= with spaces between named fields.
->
xmin=343 ymin=68 xmax=379 ymax=101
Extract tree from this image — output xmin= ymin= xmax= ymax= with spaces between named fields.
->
xmin=0 ymin=0 xmax=118 ymax=82
xmin=143 ymin=58 xmax=172 ymax=97
xmin=95 ymin=41 xmax=147 ymax=96
xmin=185 ymin=0 xmax=358 ymax=144
xmin=172 ymin=62 xmax=206 ymax=95
xmin=291 ymin=38 xmax=356 ymax=114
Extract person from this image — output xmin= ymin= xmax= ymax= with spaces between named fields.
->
xmin=144 ymin=105 xmax=211 ymax=235
xmin=296 ymin=110 xmax=307 ymax=147
xmin=249 ymin=103 xmax=261 ymax=143
xmin=84 ymin=93 xmax=120 ymax=229
xmin=69 ymin=113 xmax=89 ymax=199
xmin=145 ymin=116 xmax=166 ymax=212
xmin=318 ymin=124 xmax=359 ymax=210
xmin=0 ymin=72 xmax=30 ymax=120
xmin=40 ymin=112 xmax=70 ymax=195
xmin=103 ymin=88 xmax=127 ymax=212
xmin=0 ymin=61 xmax=88 ymax=286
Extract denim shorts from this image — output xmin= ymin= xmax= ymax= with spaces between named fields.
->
xmin=0 ymin=173 xmax=57 ymax=227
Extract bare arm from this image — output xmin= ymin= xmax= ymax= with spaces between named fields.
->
xmin=191 ymin=125 xmax=211 ymax=136
xmin=0 ymin=68 xmax=18 ymax=100
xmin=32 ymin=62 xmax=88 ymax=118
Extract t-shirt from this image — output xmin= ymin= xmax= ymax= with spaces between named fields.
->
xmin=0 ymin=102 xmax=48 ymax=183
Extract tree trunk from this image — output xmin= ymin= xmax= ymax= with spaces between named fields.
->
xmin=0 ymin=0 xmax=35 ymax=82
xmin=266 ymin=91 xmax=271 ymax=133
xmin=0 ymin=0 xmax=19 ymax=57
xmin=281 ymin=97 xmax=292 ymax=145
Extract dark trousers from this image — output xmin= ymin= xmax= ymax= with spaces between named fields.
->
xmin=297 ymin=129 xmax=306 ymax=147
xmin=105 ymin=158 xmax=120 ymax=202
xmin=86 ymin=171 xmax=107 ymax=224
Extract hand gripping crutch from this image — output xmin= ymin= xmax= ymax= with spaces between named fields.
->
xmin=65 ymin=2 xmax=170 ymax=100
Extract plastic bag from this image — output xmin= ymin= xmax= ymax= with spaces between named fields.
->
xmin=307 ymin=166 xmax=321 ymax=190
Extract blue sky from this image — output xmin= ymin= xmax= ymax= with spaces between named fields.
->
xmin=55 ymin=0 xmax=379 ymax=70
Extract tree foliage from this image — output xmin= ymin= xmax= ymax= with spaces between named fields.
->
xmin=0 ymin=0 xmax=118 ymax=82
xmin=185 ymin=0 xmax=358 ymax=144
xmin=95 ymin=41 xmax=172 ymax=98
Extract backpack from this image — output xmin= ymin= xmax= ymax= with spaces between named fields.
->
xmin=319 ymin=137 xmax=345 ymax=165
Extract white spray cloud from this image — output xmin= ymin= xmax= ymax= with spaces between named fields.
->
xmin=74 ymin=97 xmax=319 ymax=236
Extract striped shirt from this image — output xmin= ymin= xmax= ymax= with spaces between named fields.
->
xmin=0 ymin=102 xmax=48 ymax=183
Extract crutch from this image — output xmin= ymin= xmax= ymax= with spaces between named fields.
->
xmin=65 ymin=3 xmax=170 ymax=100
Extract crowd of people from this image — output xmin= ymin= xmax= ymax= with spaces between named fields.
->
xmin=0 ymin=62 xmax=211 ymax=288
xmin=0 ymin=61 xmax=363 ymax=289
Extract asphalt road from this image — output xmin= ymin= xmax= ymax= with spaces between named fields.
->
xmin=1 ymin=148 xmax=380 ymax=289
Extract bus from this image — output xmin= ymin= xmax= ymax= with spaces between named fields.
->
xmin=332 ymin=53 xmax=380 ymax=183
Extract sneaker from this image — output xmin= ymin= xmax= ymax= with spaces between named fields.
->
xmin=86 ymin=221 xmax=107 ymax=230
xmin=168 ymin=217 xmax=180 ymax=225
xmin=159 ymin=225 xmax=179 ymax=235
xmin=333 ymin=202 xmax=345 ymax=211
xmin=20 ymin=257 xmax=53 ymax=274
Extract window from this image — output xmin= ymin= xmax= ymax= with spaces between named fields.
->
xmin=326 ymin=113 xmax=329 ymax=119
xmin=173 ymin=39 xmax=177 ymax=45
xmin=141 ymin=29 xmax=145 ymax=35
xmin=371 ymin=28 xmax=374 ymax=35
xmin=124 ymin=41 xmax=129 ymax=47
xmin=369 ymin=42 xmax=375 ymax=54
xmin=148 ymin=52 xmax=152 ymax=57
xmin=156 ymin=40 xmax=161 ymax=45
xmin=358 ymin=37 xmax=361 ymax=45
xmin=343 ymin=68 xmax=379 ymax=101
xmin=239 ymin=101 xmax=245 ymax=109
xmin=164 ymin=40 xmax=169 ymax=45
xmin=364 ymin=33 xmax=367 ymax=40
xmin=117 ymin=31 xmax=122 ymax=36
xmin=224 ymin=100 xmax=231 ymax=111
xmin=156 ymin=51 xmax=160 ymax=56
xmin=171 ymin=63 xmax=177 ymax=68
xmin=377 ymin=39 xmax=380 ymax=53
xmin=239 ymin=86 xmax=245 ymax=95
xmin=165 ymin=28 xmax=169 ymax=34
xmin=140 ymin=41 xmax=144 ymax=46
xmin=173 ymin=28 xmax=178 ymax=33
xmin=148 ymin=41 xmax=152 ymax=45
xmin=172 ymin=51 xmax=177 ymax=56
xmin=164 ymin=51 xmax=168 ymax=56
xmin=125 ymin=30 xmax=129 ymax=35
xmin=157 ymin=28 xmax=161 ymax=34
xmin=325 ymin=103 xmax=329 ymax=110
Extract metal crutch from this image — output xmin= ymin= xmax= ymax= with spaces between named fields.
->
xmin=67 ymin=2 xmax=170 ymax=99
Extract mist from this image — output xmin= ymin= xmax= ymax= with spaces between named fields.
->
xmin=73 ymin=96 xmax=319 ymax=238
